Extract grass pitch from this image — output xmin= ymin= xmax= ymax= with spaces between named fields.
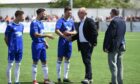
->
xmin=0 ymin=32 xmax=140 ymax=84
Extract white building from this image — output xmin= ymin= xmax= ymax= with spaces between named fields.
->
xmin=0 ymin=0 xmax=57 ymax=8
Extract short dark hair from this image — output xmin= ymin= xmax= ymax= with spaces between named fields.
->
xmin=15 ymin=10 xmax=24 ymax=17
xmin=64 ymin=6 xmax=71 ymax=13
xmin=36 ymin=8 xmax=45 ymax=15
xmin=111 ymin=8 xmax=119 ymax=15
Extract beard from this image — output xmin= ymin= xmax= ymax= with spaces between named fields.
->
xmin=20 ymin=19 xmax=24 ymax=22
xmin=40 ymin=16 xmax=45 ymax=20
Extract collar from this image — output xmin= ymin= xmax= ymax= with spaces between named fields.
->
xmin=13 ymin=22 xmax=20 ymax=25
xmin=62 ymin=17 xmax=71 ymax=21
xmin=80 ymin=16 xmax=86 ymax=22
xmin=112 ymin=16 xmax=119 ymax=20
xmin=35 ymin=19 xmax=42 ymax=23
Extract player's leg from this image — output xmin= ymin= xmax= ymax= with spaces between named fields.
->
xmin=56 ymin=57 xmax=63 ymax=83
xmin=63 ymin=57 xmax=70 ymax=82
xmin=40 ymin=47 xmax=49 ymax=84
xmin=7 ymin=62 xmax=14 ymax=84
xmin=6 ymin=50 xmax=14 ymax=84
xmin=32 ymin=62 xmax=38 ymax=84
xmin=63 ymin=42 xmax=72 ymax=82
xmin=56 ymin=43 xmax=64 ymax=82
xmin=14 ymin=50 xmax=23 ymax=84
xmin=31 ymin=43 xmax=40 ymax=84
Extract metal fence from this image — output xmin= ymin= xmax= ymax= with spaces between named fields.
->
xmin=0 ymin=22 xmax=140 ymax=33
xmin=99 ymin=22 xmax=140 ymax=32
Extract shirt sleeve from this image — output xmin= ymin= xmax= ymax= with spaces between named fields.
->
xmin=22 ymin=24 xmax=24 ymax=33
xmin=31 ymin=22 xmax=38 ymax=34
xmin=55 ymin=19 xmax=62 ymax=29
xmin=5 ymin=24 xmax=12 ymax=37
xmin=72 ymin=21 xmax=75 ymax=31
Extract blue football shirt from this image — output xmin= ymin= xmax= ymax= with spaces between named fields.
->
xmin=30 ymin=20 xmax=45 ymax=43
xmin=5 ymin=22 xmax=24 ymax=51
xmin=56 ymin=18 xmax=75 ymax=35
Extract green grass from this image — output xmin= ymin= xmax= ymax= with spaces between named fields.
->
xmin=0 ymin=32 xmax=140 ymax=84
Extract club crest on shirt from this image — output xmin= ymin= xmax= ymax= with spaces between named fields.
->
xmin=15 ymin=32 xmax=22 ymax=37
xmin=14 ymin=27 xmax=16 ymax=30
xmin=66 ymin=26 xmax=72 ymax=31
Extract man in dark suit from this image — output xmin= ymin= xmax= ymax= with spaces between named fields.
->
xmin=69 ymin=7 xmax=98 ymax=84
xmin=103 ymin=9 xmax=126 ymax=84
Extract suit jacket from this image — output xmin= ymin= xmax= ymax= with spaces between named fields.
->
xmin=103 ymin=16 xmax=126 ymax=52
xmin=72 ymin=17 xmax=98 ymax=50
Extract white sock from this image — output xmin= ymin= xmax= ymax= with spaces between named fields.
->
xmin=6 ymin=63 xmax=13 ymax=83
xmin=14 ymin=63 xmax=21 ymax=83
xmin=56 ymin=61 xmax=62 ymax=79
xmin=32 ymin=64 xmax=37 ymax=81
xmin=64 ymin=61 xmax=70 ymax=79
xmin=42 ymin=64 xmax=48 ymax=80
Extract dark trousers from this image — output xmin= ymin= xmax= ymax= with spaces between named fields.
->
xmin=79 ymin=42 xmax=94 ymax=80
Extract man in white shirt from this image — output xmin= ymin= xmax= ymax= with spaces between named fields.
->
xmin=71 ymin=7 xmax=98 ymax=84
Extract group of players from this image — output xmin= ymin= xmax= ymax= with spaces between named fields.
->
xmin=4 ymin=6 xmax=77 ymax=84
xmin=4 ymin=6 xmax=126 ymax=84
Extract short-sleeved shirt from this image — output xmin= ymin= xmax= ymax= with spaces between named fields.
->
xmin=5 ymin=22 xmax=24 ymax=51
xmin=30 ymin=20 xmax=45 ymax=43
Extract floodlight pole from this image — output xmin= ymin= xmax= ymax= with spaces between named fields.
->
xmin=69 ymin=0 xmax=73 ymax=9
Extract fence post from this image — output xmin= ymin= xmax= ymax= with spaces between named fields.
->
xmin=130 ymin=20 xmax=133 ymax=32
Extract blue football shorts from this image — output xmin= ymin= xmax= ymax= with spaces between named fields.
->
xmin=32 ymin=42 xmax=47 ymax=62
xmin=58 ymin=39 xmax=72 ymax=59
xmin=8 ymin=49 xmax=23 ymax=63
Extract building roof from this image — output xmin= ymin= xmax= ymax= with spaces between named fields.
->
xmin=0 ymin=0 xmax=57 ymax=4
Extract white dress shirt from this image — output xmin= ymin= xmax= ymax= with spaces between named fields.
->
xmin=79 ymin=17 xmax=88 ymax=42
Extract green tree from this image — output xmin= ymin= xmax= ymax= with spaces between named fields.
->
xmin=49 ymin=0 xmax=69 ymax=8
xmin=123 ymin=0 xmax=130 ymax=3
xmin=48 ymin=0 xmax=133 ymax=8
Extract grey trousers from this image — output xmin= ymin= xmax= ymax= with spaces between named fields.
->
xmin=108 ymin=51 xmax=124 ymax=84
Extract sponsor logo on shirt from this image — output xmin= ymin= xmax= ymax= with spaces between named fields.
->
xmin=66 ymin=26 xmax=72 ymax=31
xmin=15 ymin=32 xmax=22 ymax=37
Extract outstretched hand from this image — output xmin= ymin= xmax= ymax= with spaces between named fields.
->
xmin=47 ymin=34 xmax=54 ymax=39
xmin=45 ymin=41 xmax=49 ymax=49
xmin=63 ymin=31 xmax=71 ymax=36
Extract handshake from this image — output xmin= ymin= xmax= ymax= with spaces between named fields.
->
xmin=61 ymin=30 xmax=77 ymax=41
xmin=62 ymin=34 xmax=72 ymax=41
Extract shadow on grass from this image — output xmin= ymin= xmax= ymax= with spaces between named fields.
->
xmin=20 ymin=82 xmax=32 ymax=84
xmin=20 ymin=81 xmax=81 ymax=84
xmin=54 ymin=81 xmax=82 ymax=84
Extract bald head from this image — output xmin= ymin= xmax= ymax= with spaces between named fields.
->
xmin=78 ymin=7 xmax=87 ymax=14
xmin=78 ymin=7 xmax=87 ymax=20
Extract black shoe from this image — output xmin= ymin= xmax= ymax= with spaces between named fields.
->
xmin=58 ymin=78 xmax=62 ymax=83
xmin=109 ymin=82 xmax=112 ymax=84
xmin=15 ymin=82 xmax=20 ymax=84
xmin=88 ymin=79 xmax=93 ymax=84
xmin=63 ymin=79 xmax=72 ymax=83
